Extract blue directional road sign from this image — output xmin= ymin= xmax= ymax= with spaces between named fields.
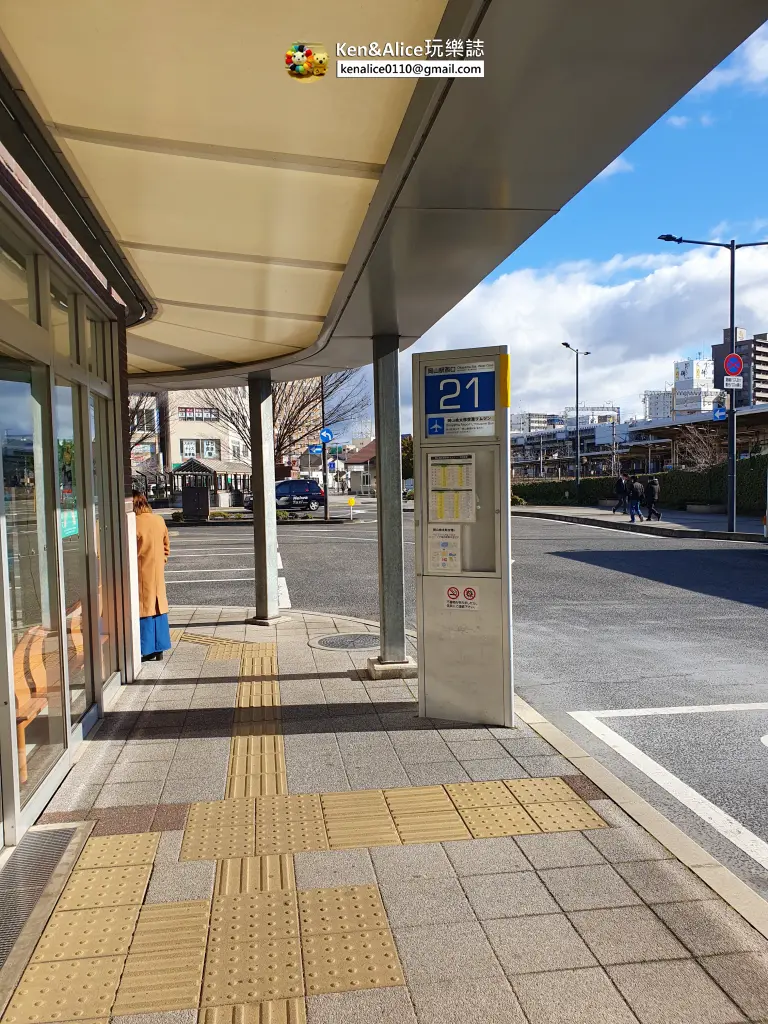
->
xmin=319 ymin=427 xmax=334 ymax=444
xmin=328 ymin=461 xmax=336 ymax=472
xmin=713 ymin=406 xmax=727 ymax=422
xmin=427 ymin=416 xmax=445 ymax=435
xmin=308 ymin=445 xmax=322 ymax=454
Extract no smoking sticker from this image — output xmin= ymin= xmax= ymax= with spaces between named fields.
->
xmin=445 ymin=584 xmax=479 ymax=611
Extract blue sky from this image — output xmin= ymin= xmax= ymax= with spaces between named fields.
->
xmin=400 ymin=24 xmax=768 ymax=428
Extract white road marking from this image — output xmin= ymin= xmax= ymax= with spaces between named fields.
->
xmin=762 ymin=735 xmax=768 ymax=748
xmin=278 ymin=576 xmax=291 ymax=609
xmin=165 ymin=568 xmax=255 ymax=575
xmin=595 ymin=702 xmax=768 ymax=718
xmin=515 ymin=516 xmax=663 ymax=538
xmin=570 ymin=707 xmax=768 ymax=870
xmin=277 ymin=552 xmax=283 ymax=569
xmin=167 ymin=577 xmax=254 ymax=584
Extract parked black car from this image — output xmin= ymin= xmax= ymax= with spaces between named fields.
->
xmin=276 ymin=479 xmax=326 ymax=511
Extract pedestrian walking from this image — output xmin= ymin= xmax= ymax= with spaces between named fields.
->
xmin=612 ymin=472 xmax=629 ymax=514
xmin=133 ymin=490 xmax=172 ymax=663
xmin=646 ymin=475 xmax=662 ymax=521
xmin=628 ymin=475 xmax=645 ymax=523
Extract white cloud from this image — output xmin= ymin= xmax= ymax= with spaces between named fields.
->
xmin=699 ymin=112 xmax=716 ymax=127
xmin=400 ymin=246 xmax=768 ymax=431
xmin=667 ymin=115 xmax=690 ymax=128
xmin=596 ymin=155 xmax=634 ymax=178
xmin=699 ymin=24 xmax=768 ymax=92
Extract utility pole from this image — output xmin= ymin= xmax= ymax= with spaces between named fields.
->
xmin=539 ymin=434 xmax=544 ymax=477
xmin=561 ymin=343 xmax=590 ymax=496
xmin=611 ymin=419 xmax=617 ymax=477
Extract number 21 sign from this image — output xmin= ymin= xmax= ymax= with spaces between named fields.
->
xmin=424 ymin=360 xmax=496 ymax=439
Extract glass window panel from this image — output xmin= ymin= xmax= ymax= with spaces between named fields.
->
xmin=89 ymin=395 xmax=116 ymax=683
xmin=0 ymin=240 xmax=30 ymax=318
xmin=55 ymin=380 xmax=93 ymax=724
xmin=51 ymin=285 xmax=71 ymax=358
xmin=0 ymin=358 xmax=66 ymax=803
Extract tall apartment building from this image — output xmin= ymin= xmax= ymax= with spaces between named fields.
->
xmin=643 ymin=391 xmax=674 ymax=421
xmin=510 ymin=411 xmax=564 ymax=433
xmin=712 ymin=328 xmax=768 ymax=408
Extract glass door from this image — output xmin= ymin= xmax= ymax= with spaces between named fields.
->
xmin=54 ymin=380 xmax=94 ymax=723
xmin=0 ymin=357 xmax=66 ymax=805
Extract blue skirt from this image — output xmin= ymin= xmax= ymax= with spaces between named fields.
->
xmin=140 ymin=612 xmax=172 ymax=656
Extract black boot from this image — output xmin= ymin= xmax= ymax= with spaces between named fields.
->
xmin=141 ymin=654 xmax=153 ymax=662
xmin=154 ymin=651 xmax=164 ymax=661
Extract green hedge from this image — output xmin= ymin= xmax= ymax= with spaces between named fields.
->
xmin=511 ymin=455 xmax=768 ymax=514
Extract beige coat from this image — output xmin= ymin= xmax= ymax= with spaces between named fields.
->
xmin=135 ymin=512 xmax=170 ymax=618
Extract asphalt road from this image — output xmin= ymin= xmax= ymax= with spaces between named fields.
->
xmin=165 ymin=507 xmax=768 ymax=897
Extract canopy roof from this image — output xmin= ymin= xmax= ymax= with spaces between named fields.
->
xmin=0 ymin=0 xmax=765 ymax=387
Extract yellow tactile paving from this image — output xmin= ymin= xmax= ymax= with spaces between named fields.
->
xmin=255 ymin=822 xmax=328 ymax=856
xmin=230 ymin=753 xmax=285 ymax=776
xmin=130 ymin=900 xmax=211 ymax=954
xmin=188 ymin=798 xmax=257 ymax=824
xmin=216 ymin=856 xmax=296 ymax=895
xmin=301 ymin=930 xmax=404 ymax=996
xmin=169 ymin=627 xmax=184 ymax=643
xmin=209 ymin=893 xmax=299 ymax=947
xmin=31 ymin=906 xmax=140 ymax=962
xmin=230 ymin=734 xmax=285 ymax=761
xmin=459 ymin=803 xmax=541 ymax=838
xmin=526 ymin=799 xmax=610 ymax=833
xmin=201 ymin=938 xmax=304 ymax=1005
xmin=395 ymin=810 xmax=472 ymax=844
xmin=2 ymin=956 xmax=125 ymax=1023
xmin=207 ymin=644 xmax=245 ymax=662
xmin=56 ymin=864 xmax=152 ymax=910
xmin=199 ymin=1002 xmax=306 ymax=1024
xmin=298 ymin=886 xmax=388 ymax=937
xmin=227 ymin=773 xmax=289 ymax=798
xmin=505 ymin=776 xmax=579 ymax=805
xmin=181 ymin=823 xmax=256 ymax=863
xmin=384 ymin=785 xmax=455 ymax=813
xmin=445 ymin=781 xmax=519 ymax=809
xmin=321 ymin=792 xmax=400 ymax=850
xmin=112 ymin=948 xmax=206 ymax=1014
xmin=256 ymin=795 xmax=324 ymax=820
xmin=75 ymin=832 xmax=161 ymax=870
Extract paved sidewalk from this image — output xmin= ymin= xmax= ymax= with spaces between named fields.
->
xmin=3 ymin=606 xmax=765 ymax=1023
xmin=512 ymin=505 xmax=766 ymax=542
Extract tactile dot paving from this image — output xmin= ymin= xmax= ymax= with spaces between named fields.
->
xmin=525 ymin=800 xmax=608 ymax=832
xmin=187 ymin=799 xmax=256 ymax=825
xmin=301 ymin=930 xmax=404 ymax=995
xmin=459 ymin=804 xmax=541 ymax=838
xmin=56 ymin=865 xmax=152 ymax=910
xmin=130 ymin=900 xmax=211 ymax=954
xmin=199 ymin=1002 xmax=306 ymax=1024
xmin=226 ymin=774 xmax=288 ymax=799
xmin=298 ymin=886 xmax=387 ymax=936
xmin=112 ymin=948 xmax=206 ymax=1014
xmin=75 ymin=832 xmax=161 ymax=871
xmin=180 ymin=819 xmax=256 ymax=860
xmin=445 ymin=781 xmax=519 ymax=809
xmin=505 ymin=776 xmax=579 ymax=805
xmin=32 ymin=906 xmax=140 ymax=962
xmin=3 ymin=955 xmax=125 ymax=1022
xmin=383 ymin=786 xmax=454 ymax=814
xmin=209 ymin=893 xmax=299 ymax=946
xmin=216 ymin=856 xmax=296 ymax=895
xmin=394 ymin=811 xmax=472 ymax=844
xmin=201 ymin=938 xmax=304 ymax=1005
xmin=254 ymin=822 xmax=328 ymax=856
xmin=256 ymin=795 xmax=324 ymax=821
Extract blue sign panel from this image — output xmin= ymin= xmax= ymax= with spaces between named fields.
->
xmin=308 ymin=445 xmax=322 ymax=454
xmin=328 ymin=460 xmax=336 ymax=471
xmin=319 ymin=427 xmax=334 ymax=444
xmin=712 ymin=406 xmax=727 ymax=422
xmin=423 ymin=360 xmax=496 ymax=438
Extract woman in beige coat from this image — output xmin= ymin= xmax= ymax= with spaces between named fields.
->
xmin=133 ymin=490 xmax=172 ymax=662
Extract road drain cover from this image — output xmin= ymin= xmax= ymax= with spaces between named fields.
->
xmin=316 ymin=633 xmax=380 ymax=651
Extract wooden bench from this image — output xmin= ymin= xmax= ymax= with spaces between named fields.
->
xmin=14 ymin=625 xmax=52 ymax=784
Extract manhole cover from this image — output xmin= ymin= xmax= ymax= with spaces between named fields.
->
xmin=315 ymin=633 xmax=380 ymax=650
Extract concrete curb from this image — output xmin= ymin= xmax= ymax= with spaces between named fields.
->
xmin=514 ymin=695 xmax=768 ymax=940
xmin=510 ymin=507 xmax=766 ymax=544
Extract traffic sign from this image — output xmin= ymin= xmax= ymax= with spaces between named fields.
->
xmin=427 ymin=417 xmax=445 ymax=435
xmin=724 ymin=376 xmax=743 ymax=390
xmin=712 ymin=406 xmax=727 ymax=422
xmin=724 ymin=352 xmax=744 ymax=377
xmin=328 ymin=460 xmax=336 ymax=471
xmin=423 ymin=360 xmax=496 ymax=438
xmin=347 ymin=497 xmax=355 ymax=506
xmin=319 ymin=427 xmax=334 ymax=444
xmin=308 ymin=445 xmax=322 ymax=454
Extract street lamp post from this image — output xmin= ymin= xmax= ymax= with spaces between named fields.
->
xmin=659 ymin=232 xmax=768 ymax=532
xmin=561 ymin=343 xmax=590 ymax=496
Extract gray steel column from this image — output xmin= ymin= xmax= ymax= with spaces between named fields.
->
xmin=248 ymin=376 xmax=280 ymax=622
xmin=373 ymin=335 xmax=406 ymax=663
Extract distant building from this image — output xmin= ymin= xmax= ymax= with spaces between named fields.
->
xmin=712 ymin=328 xmax=768 ymax=408
xmin=673 ymin=358 xmax=714 ymax=391
xmin=643 ymin=391 xmax=674 ymax=421
xmin=510 ymin=412 xmax=564 ymax=434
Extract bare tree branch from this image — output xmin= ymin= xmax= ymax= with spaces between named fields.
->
xmin=128 ymin=393 xmax=157 ymax=452
xmin=676 ymin=423 xmax=727 ymax=471
xmin=194 ymin=371 xmax=370 ymax=463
